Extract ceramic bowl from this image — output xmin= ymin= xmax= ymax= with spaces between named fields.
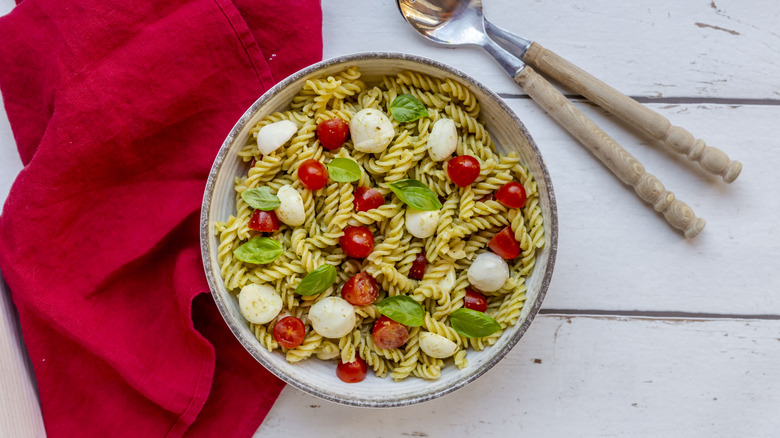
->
xmin=200 ymin=52 xmax=557 ymax=407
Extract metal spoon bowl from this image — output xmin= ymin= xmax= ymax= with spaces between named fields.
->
xmin=397 ymin=0 xmax=524 ymax=77
xmin=397 ymin=0 xmax=531 ymax=57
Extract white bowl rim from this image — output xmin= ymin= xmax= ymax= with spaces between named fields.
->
xmin=200 ymin=52 xmax=558 ymax=407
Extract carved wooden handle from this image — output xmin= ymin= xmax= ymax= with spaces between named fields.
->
xmin=523 ymin=42 xmax=742 ymax=183
xmin=515 ymin=66 xmax=706 ymax=238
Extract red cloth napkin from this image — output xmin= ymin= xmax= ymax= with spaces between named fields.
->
xmin=0 ymin=0 xmax=322 ymax=436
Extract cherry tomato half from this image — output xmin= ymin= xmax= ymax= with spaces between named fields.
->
xmin=336 ymin=356 xmax=367 ymax=383
xmin=298 ymin=159 xmax=329 ymax=190
xmin=353 ymin=187 xmax=385 ymax=212
xmin=496 ymin=182 xmax=527 ymax=209
xmin=316 ymin=119 xmax=350 ymax=150
xmin=248 ymin=209 xmax=280 ymax=232
xmin=340 ymin=226 xmax=374 ymax=258
xmin=463 ymin=287 xmax=488 ymax=313
xmin=447 ymin=155 xmax=481 ymax=187
xmin=372 ymin=316 xmax=409 ymax=350
xmin=488 ymin=226 xmax=521 ymax=259
xmin=272 ymin=316 xmax=306 ymax=349
xmin=341 ymin=272 xmax=379 ymax=306
xmin=409 ymin=252 xmax=427 ymax=280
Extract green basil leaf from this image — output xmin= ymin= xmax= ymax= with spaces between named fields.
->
xmin=234 ymin=237 xmax=283 ymax=264
xmin=326 ymin=157 xmax=362 ymax=183
xmin=387 ymin=179 xmax=442 ymax=211
xmin=241 ymin=187 xmax=280 ymax=211
xmin=449 ymin=308 xmax=501 ymax=338
xmin=389 ymin=94 xmax=429 ymax=123
xmin=295 ymin=264 xmax=337 ymax=296
xmin=375 ymin=295 xmax=425 ymax=327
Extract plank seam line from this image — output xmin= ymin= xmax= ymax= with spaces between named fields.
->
xmin=539 ymin=308 xmax=780 ymax=321
xmin=498 ymin=94 xmax=780 ymax=106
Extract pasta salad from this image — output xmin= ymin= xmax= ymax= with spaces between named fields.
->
xmin=214 ymin=66 xmax=544 ymax=382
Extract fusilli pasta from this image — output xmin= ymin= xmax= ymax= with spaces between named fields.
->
xmin=214 ymin=67 xmax=544 ymax=382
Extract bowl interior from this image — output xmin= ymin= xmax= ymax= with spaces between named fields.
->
xmin=201 ymin=53 xmax=557 ymax=407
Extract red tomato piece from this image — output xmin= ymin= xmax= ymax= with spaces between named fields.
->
xmin=447 ymin=155 xmax=481 ymax=187
xmin=316 ymin=119 xmax=350 ymax=150
xmin=353 ymin=187 xmax=385 ymax=212
xmin=248 ymin=209 xmax=280 ymax=232
xmin=496 ymin=182 xmax=527 ymax=208
xmin=340 ymin=226 xmax=374 ymax=258
xmin=488 ymin=226 xmax=521 ymax=259
xmin=272 ymin=316 xmax=306 ymax=349
xmin=336 ymin=356 xmax=367 ymax=383
xmin=463 ymin=287 xmax=488 ymax=312
xmin=372 ymin=316 xmax=410 ymax=350
xmin=409 ymin=252 xmax=427 ymax=280
xmin=250 ymin=158 xmax=257 ymax=168
xmin=341 ymin=272 xmax=379 ymax=306
xmin=298 ymin=159 xmax=329 ymax=190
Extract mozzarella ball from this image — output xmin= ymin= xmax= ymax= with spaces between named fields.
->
xmin=308 ymin=297 xmax=356 ymax=338
xmin=467 ymin=252 xmax=509 ymax=292
xmin=419 ymin=332 xmax=458 ymax=359
xmin=257 ymin=120 xmax=298 ymax=155
xmin=274 ymin=185 xmax=305 ymax=227
xmin=405 ymin=207 xmax=440 ymax=238
xmin=238 ymin=284 xmax=283 ymax=324
xmin=427 ymin=118 xmax=458 ymax=161
xmin=350 ymin=108 xmax=395 ymax=153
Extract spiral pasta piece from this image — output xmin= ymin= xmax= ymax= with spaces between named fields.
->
xmin=423 ymin=313 xmax=462 ymax=346
xmin=458 ymin=185 xmax=476 ymax=222
xmin=441 ymin=77 xmax=479 ymax=116
xmin=453 ymin=349 xmax=469 ymax=370
xmin=315 ymin=340 xmax=341 ymax=360
xmin=445 ymin=103 xmax=492 ymax=147
xmin=286 ymin=331 xmax=323 ymax=363
xmin=357 ymin=334 xmax=391 ymax=378
xmin=251 ymin=323 xmax=278 ymax=352
xmin=493 ymin=279 xmax=527 ymax=329
xmin=282 ymin=119 xmax=319 ymax=172
xmin=390 ymin=326 xmax=421 ymax=381
xmin=338 ymin=329 xmax=359 ymax=364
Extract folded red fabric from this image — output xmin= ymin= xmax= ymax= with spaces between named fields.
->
xmin=0 ymin=0 xmax=322 ymax=436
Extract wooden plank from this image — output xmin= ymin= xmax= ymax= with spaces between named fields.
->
xmin=255 ymin=315 xmax=780 ymax=438
xmin=0 ymin=277 xmax=46 ymax=438
xmin=323 ymin=0 xmax=780 ymax=100
xmin=503 ymin=99 xmax=780 ymax=315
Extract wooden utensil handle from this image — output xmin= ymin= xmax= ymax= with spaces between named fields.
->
xmin=523 ymin=42 xmax=742 ymax=183
xmin=515 ymin=66 xmax=706 ymax=238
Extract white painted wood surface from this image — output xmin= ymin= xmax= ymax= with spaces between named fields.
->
xmin=1 ymin=0 xmax=778 ymax=436
xmin=260 ymin=316 xmax=780 ymax=437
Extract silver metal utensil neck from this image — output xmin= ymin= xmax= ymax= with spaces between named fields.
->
xmin=481 ymin=35 xmax=526 ymax=78
xmin=484 ymin=19 xmax=533 ymax=60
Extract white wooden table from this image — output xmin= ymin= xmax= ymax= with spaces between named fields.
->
xmin=1 ymin=0 xmax=778 ymax=436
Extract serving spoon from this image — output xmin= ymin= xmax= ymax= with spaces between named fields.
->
xmin=397 ymin=0 xmax=706 ymax=238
